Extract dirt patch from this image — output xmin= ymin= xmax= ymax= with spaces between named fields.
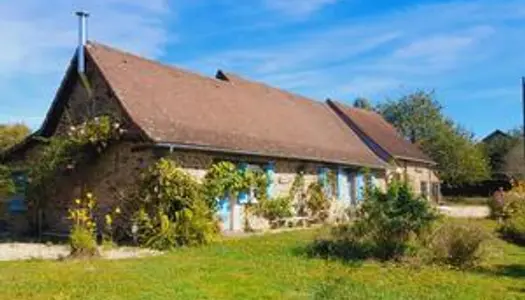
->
xmin=0 ymin=243 xmax=161 ymax=261
xmin=438 ymin=205 xmax=490 ymax=218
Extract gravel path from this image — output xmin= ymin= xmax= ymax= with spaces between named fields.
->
xmin=438 ymin=205 xmax=490 ymax=218
xmin=0 ymin=243 xmax=161 ymax=261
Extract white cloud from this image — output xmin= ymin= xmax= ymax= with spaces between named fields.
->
xmin=0 ymin=0 xmax=172 ymax=127
xmin=337 ymin=77 xmax=403 ymax=98
xmin=0 ymin=0 xmax=171 ymax=78
xmin=182 ymin=0 xmax=525 ymax=102
xmin=263 ymin=0 xmax=338 ymax=17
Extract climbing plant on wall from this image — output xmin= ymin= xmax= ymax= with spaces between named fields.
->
xmin=202 ymin=161 xmax=263 ymax=210
xmin=0 ymin=164 xmax=14 ymax=198
xmin=26 ymin=116 xmax=122 ymax=220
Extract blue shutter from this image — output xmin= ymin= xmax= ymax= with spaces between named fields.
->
xmin=238 ymin=163 xmax=249 ymax=204
xmin=218 ymin=194 xmax=231 ymax=231
xmin=265 ymin=162 xmax=275 ymax=199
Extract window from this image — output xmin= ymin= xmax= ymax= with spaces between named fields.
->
xmin=420 ymin=181 xmax=428 ymax=199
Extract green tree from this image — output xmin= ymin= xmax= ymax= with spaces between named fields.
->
xmin=483 ymin=130 xmax=520 ymax=177
xmin=353 ymin=97 xmax=374 ymax=111
xmin=0 ymin=123 xmax=30 ymax=151
xmin=378 ymin=91 xmax=490 ymax=184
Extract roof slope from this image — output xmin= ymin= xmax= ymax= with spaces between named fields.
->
xmin=327 ymin=100 xmax=435 ymax=164
xmin=86 ymin=42 xmax=385 ymax=168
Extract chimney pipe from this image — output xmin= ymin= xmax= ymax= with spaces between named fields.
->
xmin=75 ymin=11 xmax=89 ymax=74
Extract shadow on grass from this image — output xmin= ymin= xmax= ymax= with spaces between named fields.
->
xmin=476 ymin=264 xmax=525 ymax=279
xmin=508 ymin=287 xmax=525 ymax=294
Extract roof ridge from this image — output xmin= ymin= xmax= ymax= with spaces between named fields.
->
xmin=86 ymin=40 xmax=227 ymax=86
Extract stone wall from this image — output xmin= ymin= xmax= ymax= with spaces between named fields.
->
xmin=39 ymin=142 xmax=382 ymax=233
xmin=388 ymin=160 xmax=440 ymax=201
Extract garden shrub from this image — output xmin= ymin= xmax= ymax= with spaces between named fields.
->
xmin=492 ymin=181 xmax=525 ymax=245
xmin=306 ymin=182 xmax=330 ymax=222
xmin=134 ymin=158 xmax=219 ymax=250
xmin=68 ymin=192 xmax=98 ymax=257
xmin=425 ymin=221 xmax=487 ymax=268
xmin=309 ymin=180 xmax=438 ymax=261
xmin=500 ymin=195 xmax=525 ymax=245
xmin=355 ymin=180 xmax=438 ymax=259
xmin=488 ymin=190 xmax=505 ymax=219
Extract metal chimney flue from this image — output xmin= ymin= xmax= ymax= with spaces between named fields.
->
xmin=76 ymin=11 xmax=89 ymax=74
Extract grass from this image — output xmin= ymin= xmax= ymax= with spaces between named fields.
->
xmin=0 ymin=219 xmax=524 ymax=300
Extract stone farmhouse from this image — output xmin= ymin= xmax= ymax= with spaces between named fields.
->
xmin=1 ymin=23 xmax=439 ymax=233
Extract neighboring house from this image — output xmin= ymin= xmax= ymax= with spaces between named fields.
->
xmin=481 ymin=129 xmax=524 ymax=180
xmin=482 ymin=129 xmax=509 ymax=144
xmin=504 ymin=140 xmax=525 ymax=180
xmin=326 ymin=100 xmax=440 ymax=202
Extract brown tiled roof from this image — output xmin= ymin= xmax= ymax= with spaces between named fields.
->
xmin=86 ymin=42 xmax=386 ymax=168
xmin=327 ymin=100 xmax=435 ymax=164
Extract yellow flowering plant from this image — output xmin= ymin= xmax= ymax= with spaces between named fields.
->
xmin=68 ymin=192 xmax=98 ymax=257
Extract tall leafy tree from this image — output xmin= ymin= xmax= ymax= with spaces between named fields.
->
xmin=0 ymin=123 xmax=30 ymax=151
xmin=353 ymin=97 xmax=374 ymax=111
xmin=378 ymin=91 xmax=490 ymax=184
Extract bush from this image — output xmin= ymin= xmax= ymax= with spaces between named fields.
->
xmin=253 ymin=196 xmax=293 ymax=222
xmin=500 ymin=196 xmax=525 ymax=245
xmin=173 ymin=198 xmax=219 ymax=247
xmin=355 ymin=180 xmax=438 ymax=259
xmin=68 ymin=193 xmax=98 ymax=257
xmin=134 ymin=208 xmax=177 ymax=251
xmin=425 ymin=222 xmax=487 ymax=268
xmin=306 ymin=182 xmax=330 ymax=221
xmin=69 ymin=226 xmax=98 ymax=257
xmin=488 ymin=190 xmax=505 ymax=219
xmin=309 ymin=180 xmax=438 ymax=261
xmin=134 ymin=158 xmax=219 ymax=250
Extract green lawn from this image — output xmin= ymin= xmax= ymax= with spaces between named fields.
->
xmin=0 ymin=220 xmax=524 ymax=300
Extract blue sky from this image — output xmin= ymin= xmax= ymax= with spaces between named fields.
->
xmin=0 ymin=0 xmax=524 ymax=138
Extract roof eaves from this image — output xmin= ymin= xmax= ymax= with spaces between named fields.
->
xmin=155 ymin=142 xmax=388 ymax=170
